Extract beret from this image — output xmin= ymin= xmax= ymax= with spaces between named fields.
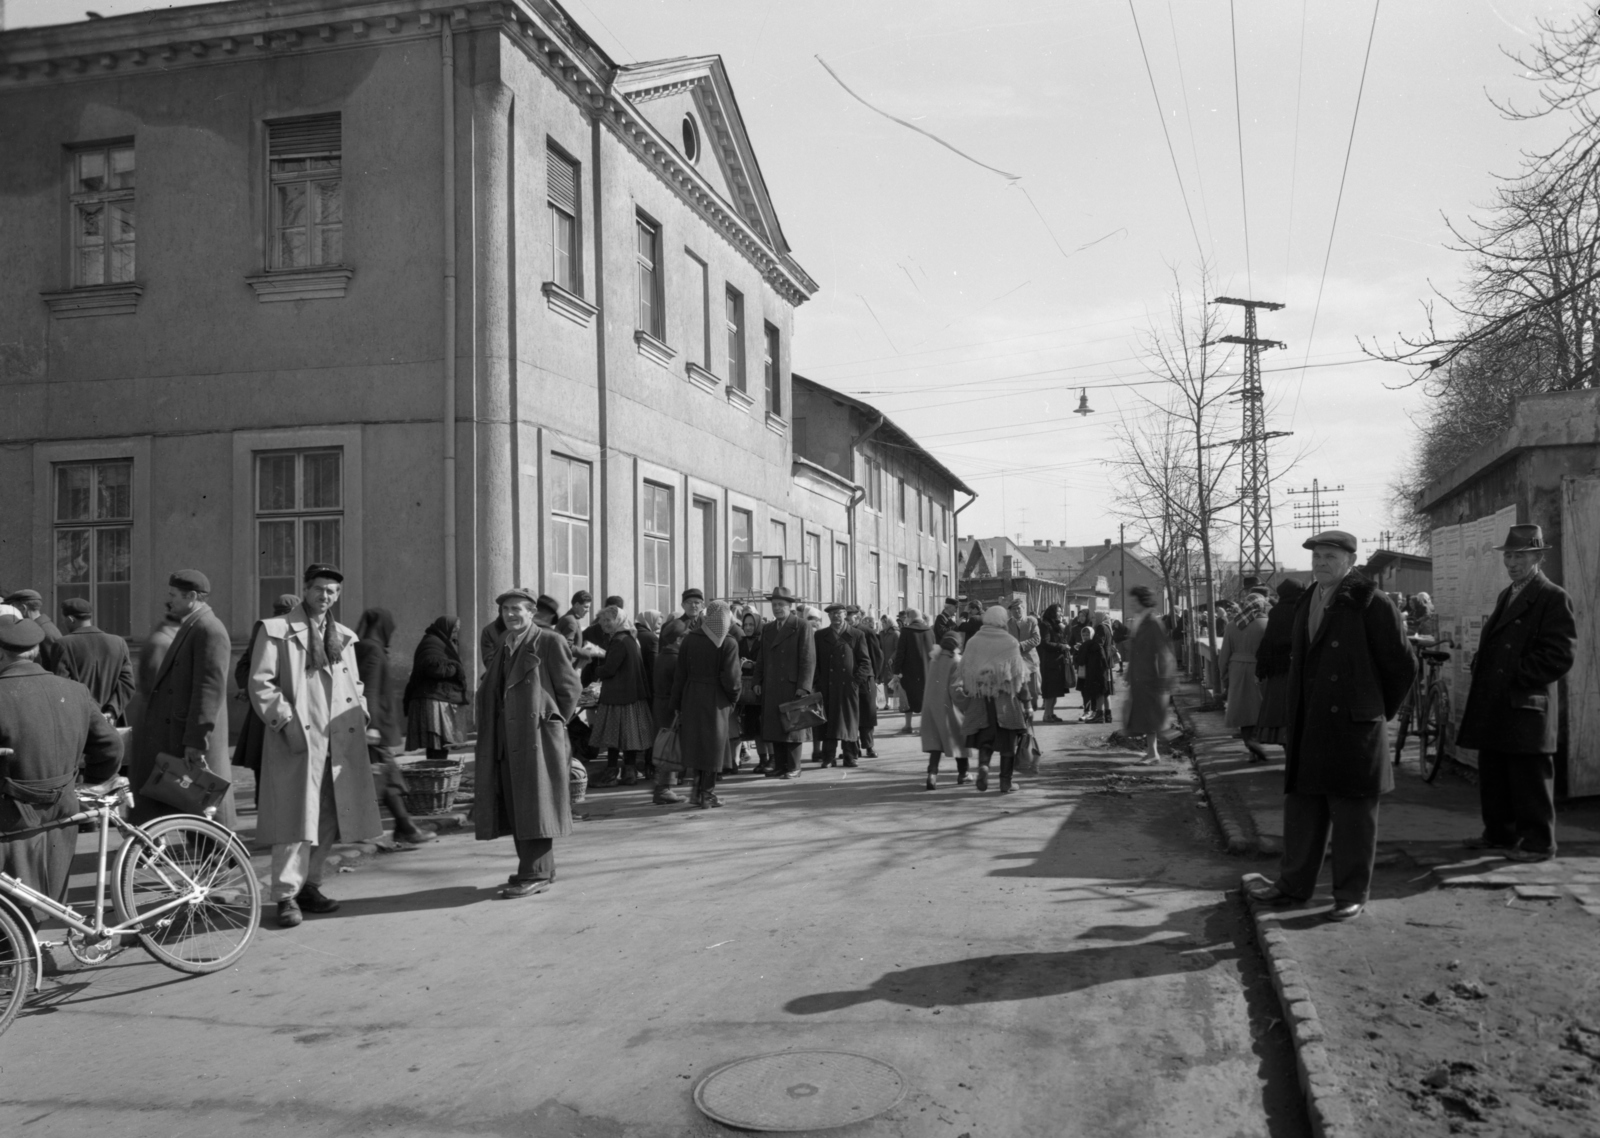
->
xmin=4 ymin=589 xmax=42 ymax=606
xmin=496 ymin=588 xmax=537 ymax=607
xmin=168 ymin=569 xmax=211 ymax=594
xmin=303 ymin=563 xmax=344 ymax=584
xmin=1300 ymin=529 xmax=1358 ymax=555
xmin=61 ymin=597 xmax=93 ymax=618
xmin=0 ymin=615 xmax=46 ymax=651
xmin=682 ymin=588 xmax=705 ymax=602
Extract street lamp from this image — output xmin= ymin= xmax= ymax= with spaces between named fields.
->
xmin=1074 ymin=389 xmax=1095 ymax=416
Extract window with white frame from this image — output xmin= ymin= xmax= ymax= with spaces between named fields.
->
xmin=764 ymin=322 xmax=781 ymax=415
xmin=869 ymin=552 xmax=881 ymax=614
xmin=687 ymin=250 xmax=710 ymax=367
xmin=834 ymin=540 xmax=849 ymax=602
xmin=53 ymin=460 xmax=132 ymax=635
xmin=804 ymin=532 xmax=822 ymax=604
xmin=917 ymin=568 xmax=927 ymax=615
xmin=725 ymin=286 xmax=746 ymax=390
xmin=256 ymin=449 xmax=342 ymax=617
xmin=636 ymin=212 xmax=663 ymax=338
xmin=896 ymin=563 xmax=908 ymax=614
xmin=769 ymin=519 xmax=788 ymax=588
xmin=547 ymin=143 xmax=581 ymax=293
xmin=549 ymin=455 xmax=591 ymax=604
xmin=70 ymin=143 xmax=136 ymax=287
xmin=267 ymin=114 xmax=342 ymax=270
xmin=641 ymin=481 xmax=673 ymax=614
xmin=942 ymin=572 xmax=950 ymax=600
xmin=731 ymin=507 xmax=754 ymax=593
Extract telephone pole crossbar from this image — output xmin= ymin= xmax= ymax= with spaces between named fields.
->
xmin=1287 ymin=479 xmax=1344 ymax=532
xmin=1212 ymin=296 xmax=1287 ymax=582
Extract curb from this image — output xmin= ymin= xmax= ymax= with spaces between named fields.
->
xmin=1191 ymin=741 xmax=1270 ymax=856
xmin=1241 ymin=880 xmax=1360 ymax=1138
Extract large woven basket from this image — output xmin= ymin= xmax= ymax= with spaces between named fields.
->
xmin=400 ymin=758 xmax=464 ymax=815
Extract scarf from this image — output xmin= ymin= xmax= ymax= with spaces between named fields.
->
xmin=302 ymin=603 xmax=345 ymax=672
xmin=956 ymin=608 xmax=1030 ymax=699
xmin=701 ymin=600 xmax=733 ymax=648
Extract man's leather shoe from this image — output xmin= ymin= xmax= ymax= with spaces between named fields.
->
xmin=1463 ymin=836 xmax=1514 ymax=851
xmin=1244 ymin=882 xmax=1299 ymax=905
xmin=276 ymin=898 xmax=303 ymax=928
xmin=1505 ymin=847 xmax=1554 ymax=863
xmin=498 ymin=879 xmax=551 ymax=898
xmin=296 ymin=885 xmax=340 ymax=914
xmin=842 ymin=758 xmax=859 ymax=768
xmin=1326 ymin=902 xmax=1364 ymax=921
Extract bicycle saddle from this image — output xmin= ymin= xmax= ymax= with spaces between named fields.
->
xmin=1420 ymin=648 xmax=1452 ymax=663
xmin=76 ymin=774 xmax=131 ymax=806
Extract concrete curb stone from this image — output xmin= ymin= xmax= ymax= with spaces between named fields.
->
xmin=1173 ymin=688 xmax=1280 ymax=858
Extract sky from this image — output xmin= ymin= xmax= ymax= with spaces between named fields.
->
xmin=10 ymin=0 xmax=1585 ymax=569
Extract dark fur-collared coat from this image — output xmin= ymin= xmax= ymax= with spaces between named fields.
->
xmin=1284 ymin=572 xmax=1415 ymax=798
xmin=1457 ymin=571 xmax=1576 ymax=755
xmin=475 ymin=625 xmax=582 ymax=842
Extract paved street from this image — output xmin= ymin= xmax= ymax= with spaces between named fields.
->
xmin=1 ymin=710 xmax=1307 ymax=1138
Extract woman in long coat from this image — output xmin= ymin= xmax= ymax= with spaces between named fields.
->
xmin=1075 ymin=615 xmax=1116 ymax=723
xmin=671 ymin=601 xmax=741 ymax=809
xmin=892 ymin=610 xmax=935 ymax=733
xmin=588 ymin=606 xmax=654 ymax=787
xmin=403 ymin=616 xmax=469 ymax=760
xmin=1253 ymin=579 xmax=1304 ymax=750
xmin=735 ymin=612 xmax=768 ymax=773
xmin=1037 ymin=604 xmax=1074 ymax=723
xmin=921 ymin=632 xmax=968 ymax=788
xmin=856 ymin=612 xmax=883 ymax=756
xmin=957 ymin=607 xmax=1031 ymax=793
xmin=1123 ymin=587 xmax=1175 ymax=762
xmin=1218 ymin=594 xmax=1271 ymax=760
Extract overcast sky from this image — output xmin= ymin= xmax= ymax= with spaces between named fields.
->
xmin=12 ymin=0 xmax=1582 ymax=569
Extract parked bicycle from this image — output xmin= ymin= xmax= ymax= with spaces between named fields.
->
xmin=0 ymin=773 xmax=260 ymax=1037
xmin=1391 ymin=635 xmax=1454 ymax=784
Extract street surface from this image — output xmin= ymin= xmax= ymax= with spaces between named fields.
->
xmin=0 ymin=708 xmax=1308 ymax=1138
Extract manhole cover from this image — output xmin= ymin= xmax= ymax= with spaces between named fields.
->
xmin=694 ymin=1049 xmax=906 ymax=1132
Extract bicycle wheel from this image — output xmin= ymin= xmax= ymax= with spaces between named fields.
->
xmin=1420 ymin=687 xmax=1449 ymax=784
xmin=115 ymin=816 xmax=260 ymax=975
xmin=1392 ymin=704 xmax=1412 ymax=767
xmin=0 ymin=899 xmax=35 ymax=1037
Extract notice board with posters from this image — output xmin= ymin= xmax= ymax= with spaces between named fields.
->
xmin=1429 ymin=504 xmax=1518 ymax=770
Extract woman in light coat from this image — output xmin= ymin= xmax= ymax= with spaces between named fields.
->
xmin=957 ymin=607 xmax=1032 ymax=794
xmin=920 ymin=631 xmax=968 ymax=789
xmin=1218 ymin=593 xmax=1270 ymax=761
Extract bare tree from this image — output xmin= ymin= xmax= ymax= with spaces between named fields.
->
xmin=1111 ymin=398 xmax=1196 ymax=614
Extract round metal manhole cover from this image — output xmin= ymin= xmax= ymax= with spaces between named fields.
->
xmin=694 ymin=1049 xmax=907 ymax=1132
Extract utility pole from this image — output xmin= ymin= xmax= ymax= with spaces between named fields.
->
xmin=1288 ymin=479 xmax=1344 ymax=531
xmin=1211 ymin=297 xmax=1289 ymax=584
xmin=1119 ymin=522 xmax=1126 ymax=613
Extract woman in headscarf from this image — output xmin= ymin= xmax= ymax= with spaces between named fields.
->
xmin=856 ymin=609 xmax=883 ymax=757
xmin=671 ymin=599 xmax=742 ymax=809
xmin=1219 ymin=592 xmax=1271 ymax=761
xmin=588 ymin=605 xmax=654 ymax=787
xmin=735 ymin=610 xmax=769 ymax=774
xmin=1253 ymin=578 xmax=1304 ymax=757
xmin=892 ymin=609 xmax=935 ymax=734
xmin=957 ymin=607 xmax=1031 ymax=793
xmin=1123 ymin=586 xmax=1175 ymax=764
xmin=1037 ymin=603 xmax=1074 ymax=724
xmin=650 ymin=621 xmax=688 ymax=805
xmin=404 ymin=615 xmax=469 ymax=762
xmin=635 ymin=609 xmax=663 ymax=692
xmin=356 ymin=609 xmax=434 ymax=845
xmin=1075 ymin=612 xmax=1116 ymax=724
xmin=921 ymin=630 xmax=968 ymax=789
xmin=876 ymin=614 xmax=900 ymax=711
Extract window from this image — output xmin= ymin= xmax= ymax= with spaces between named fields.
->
xmin=268 ymin=114 xmax=342 ymax=270
xmin=869 ymin=552 xmax=881 ymax=614
xmin=636 ymin=213 xmax=662 ymax=337
xmin=53 ymin=461 xmax=132 ymax=635
xmin=915 ymin=489 xmax=925 ymax=534
xmin=834 ymin=540 xmax=849 ymax=602
xmin=769 ymin=519 xmax=788 ymax=561
xmin=917 ymin=568 xmax=927 ymax=615
xmin=71 ymin=144 xmax=136 ymax=287
xmin=863 ymin=458 xmax=880 ymax=511
xmin=687 ymin=250 xmax=710 ymax=367
xmin=940 ymin=505 xmax=948 ymax=542
xmin=896 ymin=563 xmax=908 ymax=614
xmin=804 ymin=532 xmax=822 ymax=605
xmin=641 ymin=482 xmax=673 ymax=614
xmin=942 ymin=572 xmax=950 ymax=600
xmin=256 ymin=449 xmax=342 ymax=618
xmin=549 ymin=455 xmax=591 ymax=604
xmin=681 ymin=114 xmax=701 ymax=163
xmin=725 ymin=286 xmax=746 ymax=390
xmin=764 ymin=322 xmax=781 ymax=415
xmin=731 ymin=507 xmax=754 ymax=594
xmin=895 ymin=477 xmax=906 ymax=525
xmin=690 ymin=497 xmax=717 ymax=597
xmin=547 ymin=144 xmax=581 ymax=293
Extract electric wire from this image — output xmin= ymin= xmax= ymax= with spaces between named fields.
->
xmin=1166 ymin=0 xmax=1215 ymax=251
xmin=1125 ymin=0 xmax=1207 ymax=264
xmin=1228 ymin=0 xmax=1252 ymax=296
xmin=1283 ymin=0 xmax=1308 ymax=300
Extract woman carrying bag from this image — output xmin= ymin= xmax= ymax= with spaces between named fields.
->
xmin=957 ymin=607 xmax=1032 ymax=794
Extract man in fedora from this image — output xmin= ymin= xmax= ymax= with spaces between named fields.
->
xmin=753 ymin=586 xmax=814 ymax=780
xmin=1247 ymin=531 xmax=1414 ymax=921
xmin=1456 ymin=524 xmax=1576 ymax=863
xmin=814 ymin=603 xmax=871 ymax=768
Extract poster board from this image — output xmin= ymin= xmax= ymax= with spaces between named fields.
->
xmin=1561 ymin=477 xmax=1600 ymax=797
xmin=1428 ymin=504 xmax=1516 ymax=769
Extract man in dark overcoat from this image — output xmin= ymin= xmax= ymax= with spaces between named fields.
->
xmin=753 ymin=586 xmax=814 ymax=780
xmin=814 ymin=604 xmax=872 ymax=768
xmin=892 ymin=609 xmax=935 ymax=734
xmin=476 ymin=589 xmax=582 ymax=897
xmin=1247 ymin=531 xmax=1413 ymax=922
xmin=4 ymin=590 xmax=64 ymax=672
xmin=131 ymin=570 xmax=235 ymax=828
xmin=0 ymin=615 xmax=122 ymax=919
xmin=53 ymin=597 xmax=136 ymax=723
xmin=1455 ymin=524 xmax=1576 ymax=862
xmin=933 ymin=598 xmax=960 ymax=645
xmin=852 ymin=607 xmax=882 ymax=757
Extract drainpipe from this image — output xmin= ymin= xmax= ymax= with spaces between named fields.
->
xmin=848 ymin=413 xmax=886 ymax=608
xmin=441 ymin=19 xmax=458 ymax=618
xmin=953 ymin=489 xmax=978 ymax=596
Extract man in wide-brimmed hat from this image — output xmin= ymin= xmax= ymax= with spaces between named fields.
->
xmin=752 ymin=586 xmax=814 ymax=779
xmin=1456 ymin=524 xmax=1576 ymax=863
xmin=813 ymin=603 xmax=872 ymax=768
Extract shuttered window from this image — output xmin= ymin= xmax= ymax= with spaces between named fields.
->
xmin=267 ymin=113 xmax=342 ymax=269
xmin=547 ymin=144 xmax=580 ymax=293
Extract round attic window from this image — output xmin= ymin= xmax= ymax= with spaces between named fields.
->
xmin=681 ymin=114 xmax=701 ymax=163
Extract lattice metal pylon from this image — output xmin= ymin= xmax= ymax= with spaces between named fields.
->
xmin=1214 ymin=297 xmax=1287 ymax=582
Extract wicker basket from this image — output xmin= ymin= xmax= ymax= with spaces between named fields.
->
xmin=400 ymin=757 xmax=464 ymax=815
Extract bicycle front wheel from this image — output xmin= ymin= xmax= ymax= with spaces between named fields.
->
xmin=0 ymin=899 xmax=35 ymax=1037
xmin=1420 ymin=688 xmax=1449 ymax=784
xmin=115 ymin=816 xmax=260 ymax=975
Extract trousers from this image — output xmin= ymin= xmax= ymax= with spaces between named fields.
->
xmin=513 ymin=837 xmax=555 ymax=882
xmin=270 ymin=764 xmax=338 ymax=901
xmin=1477 ymin=749 xmax=1556 ymax=854
xmin=1275 ymin=792 xmax=1380 ymax=905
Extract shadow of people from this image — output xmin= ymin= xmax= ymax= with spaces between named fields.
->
xmin=324 ymin=884 xmax=503 ymax=916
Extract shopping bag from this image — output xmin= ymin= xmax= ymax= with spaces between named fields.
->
xmin=653 ymin=717 xmax=684 ymax=772
xmin=738 ymin=675 xmax=763 ymax=707
xmin=1016 ymin=727 xmax=1041 ymax=776
xmin=140 ymin=751 xmax=231 ymax=815
xmin=779 ymin=692 xmax=827 ymax=733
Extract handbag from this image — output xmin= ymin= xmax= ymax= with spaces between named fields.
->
xmin=140 ymin=751 xmax=231 ymax=815
xmin=738 ymin=675 xmax=762 ymax=707
xmin=1015 ymin=727 xmax=1041 ymax=776
xmin=653 ymin=715 xmax=684 ymax=773
xmin=779 ymin=692 xmax=827 ymax=733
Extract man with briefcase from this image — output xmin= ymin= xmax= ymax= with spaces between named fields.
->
xmin=753 ymin=587 xmax=815 ymax=781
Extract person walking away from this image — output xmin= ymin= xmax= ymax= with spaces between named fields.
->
xmin=933 ymin=597 xmax=960 ymax=644
xmin=3 ymin=590 xmax=64 ymax=672
xmin=892 ymin=609 xmax=935 ymax=735
xmin=921 ymin=630 xmax=968 ymax=788
xmin=813 ymin=603 xmax=871 ymax=768
xmin=1123 ymin=586 xmax=1175 ymax=763
xmin=1006 ymin=597 xmax=1042 ymax=721
xmin=1455 ymin=524 xmax=1576 ymax=863
xmin=53 ymin=597 xmax=135 ymax=724
xmin=0 ymin=615 xmax=122 ymax=922
xmin=670 ymin=600 xmax=741 ymax=808
xmin=131 ymin=569 xmax=235 ymax=827
xmin=957 ymin=607 xmax=1030 ymax=793
xmin=1253 ymin=580 xmax=1305 ymax=752
xmin=404 ymin=616 xmax=470 ymax=766
xmin=355 ymin=608 xmax=433 ymax=846
xmin=587 ymin=605 xmax=654 ymax=788
xmin=1246 ymin=531 xmax=1413 ymax=922
xmin=1219 ymin=593 xmax=1271 ymax=762
xmin=650 ymin=622 xmax=689 ymax=805
xmin=754 ymin=587 xmax=815 ymax=780
xmin=251 ymin=565 xmax=383 ymax=926
xmin=876 ymin=615 xmax=899 ymax=711
xmin=1037 ymin=604 xmax=1074 ymax=723
xmin=853 ymin=608 xmax=882 ymax=757
xmin=473 ymin=589 xmax=582 ymax=897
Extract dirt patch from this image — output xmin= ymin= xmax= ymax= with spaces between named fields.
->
xmin=1276 ymin=868 xmax=1600 ymax=1136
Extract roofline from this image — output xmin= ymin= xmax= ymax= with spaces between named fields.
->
xmin=793 ymin=374 xmax=974 ymax=495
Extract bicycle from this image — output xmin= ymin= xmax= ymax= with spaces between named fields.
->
xmin=0 ymin=773 xmax=260 ymax=1037
xmin=1390 ymin=635 xmax=1454 ymax=784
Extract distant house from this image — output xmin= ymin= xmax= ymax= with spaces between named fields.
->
xmin=961 ymin=534 xmax=1166 ymax=613
xmin=1361 ymin=550 xmax=1432 ymax=597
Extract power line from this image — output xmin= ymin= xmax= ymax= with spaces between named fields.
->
xmin=1166 ymin=0 xmax=1215 ymax=251
xmin=1283 ymin=0 xmax=1308 ymax=300
xmin=1228 ymin=0 xmax=1252 ymax=296
xmin=1290 ymin=0 xmax=1382 ymax=426
xmin=1125 ymin=0 xmax=1207 ymax=264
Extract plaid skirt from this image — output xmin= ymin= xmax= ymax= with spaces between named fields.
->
xmin=405 ymin=699 xmax=461 ymax=752
xmin=590 ymin=700 xmax=656 ymax=752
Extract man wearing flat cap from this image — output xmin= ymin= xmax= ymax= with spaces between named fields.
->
xmin=0 ymin=614 xmax=122 ymax=919
xmin=131 ymin=569 xmax=236 ymax=828
xmin=53 ymin=597 xmax=136 ymax=724
xmin=813 ymin=603 xmax=872 ymax=768
xmin=1248 ymin=531 xmax=1414 ymax=922
xmin=250 ymin=564 xmax=382 ymax=927
xmin=1456 ymin=524 xmax=1576 ymax=863
xmin=4 ymin=589 xmax=64 ymax=672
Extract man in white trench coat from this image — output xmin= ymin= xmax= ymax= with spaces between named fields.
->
xmin=250 ymin=564 xmax=382 ymax=927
